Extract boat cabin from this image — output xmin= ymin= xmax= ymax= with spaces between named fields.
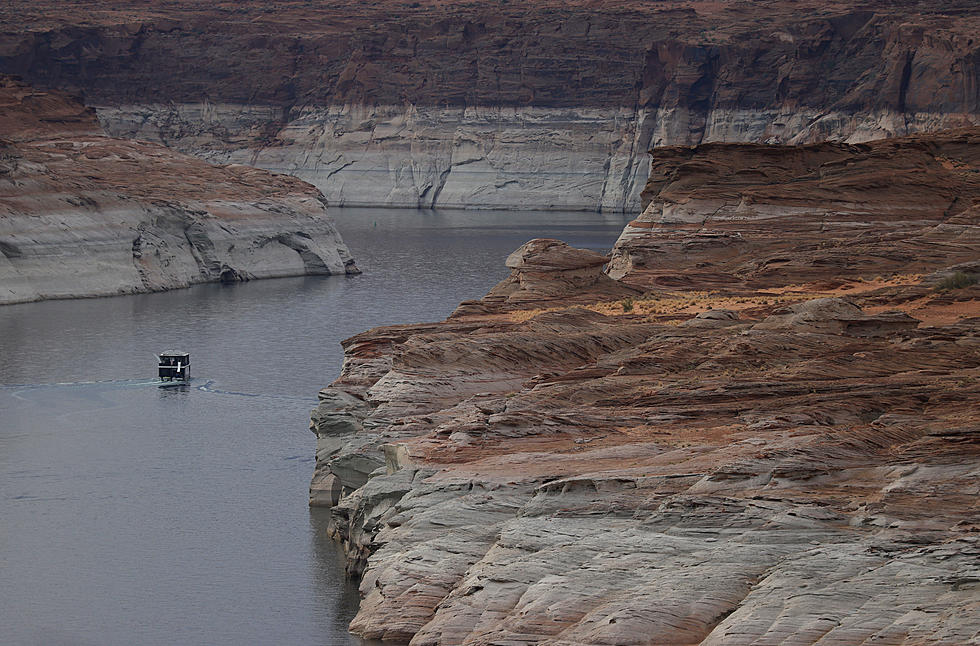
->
xmin=158 ymin=351 xmax=190 ymax=381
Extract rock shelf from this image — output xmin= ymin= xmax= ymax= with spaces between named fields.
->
xmin=311 ymin=129 xmax=979 ymax=645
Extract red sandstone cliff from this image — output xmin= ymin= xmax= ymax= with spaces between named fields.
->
xmin=2 ymin=1 xmax=976 ymax=211
xmin=2 ymin=0 xmax=978 ymax=122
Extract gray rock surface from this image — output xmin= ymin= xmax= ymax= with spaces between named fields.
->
xmin=99 ymin=104 xmax=655 ymax=213
xmin=98 ymin=101 xmax=979 ymax=214
xmin=308 ymin=219 xmax=979 ymax=643
xmin=0 ymin=78 xmax=357 ymax=305
xmin=753 ymin=297 xmax=921 ymax=336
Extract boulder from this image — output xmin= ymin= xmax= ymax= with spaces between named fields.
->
xmin=754 ymin=297 xmax=919 ymax=336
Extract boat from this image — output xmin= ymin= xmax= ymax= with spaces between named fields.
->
xmin=158 ymin=351 xmax=190 ymax=383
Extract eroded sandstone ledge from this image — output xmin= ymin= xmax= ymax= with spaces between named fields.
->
xmin=310 ymin=130 xmax=979 ymax=644
xmin=0 ymin=77 xmax=357 ymax=305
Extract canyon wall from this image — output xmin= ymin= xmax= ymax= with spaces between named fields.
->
xmin=2 ymin=0 xmax=979 ymax=211
xmin=0 ymin=77 xmax=356 ymax=305
xmin=309 ymin=129 xmax=980 ymax=644
xmin=608 ymin=129 xmax=980 ymax=284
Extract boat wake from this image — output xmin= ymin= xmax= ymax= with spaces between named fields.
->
xmin=0 ymin=378 xmax=315 ymax=403
xmin=195 ymin=380 xmax=315 ymax=402
xmin=0 ymin=378 xmax=162 ymax=391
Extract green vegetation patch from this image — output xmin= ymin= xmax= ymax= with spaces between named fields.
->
xmin=936 ymin=271 xmax=980 ymax=291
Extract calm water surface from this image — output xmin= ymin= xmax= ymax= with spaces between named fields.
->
xmin=0 ymin=208 xmax=629 ymax=646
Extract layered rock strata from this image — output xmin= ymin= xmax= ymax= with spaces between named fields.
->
xmin=0 ymin=77 xmax=356 ymax=305
xmin=609 ymin=128 xmax=980 ymax=287
xmin=2 ymin=1 xmax=979 ymax=211
xmin=310 ymin=130 xmax=979 ymax=644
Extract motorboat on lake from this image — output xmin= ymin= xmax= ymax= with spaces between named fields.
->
xmin=158 ymin=351 xmax=190 ymax=383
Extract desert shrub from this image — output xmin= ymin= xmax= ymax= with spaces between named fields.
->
xmin=621 ymin=297 xmax=634 ymax=313
xmin=936 ymin=272 xmax=979 ymax=291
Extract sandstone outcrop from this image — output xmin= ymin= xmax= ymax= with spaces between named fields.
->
xmin=0 ymin=77 xmax=357 ymax=305
xmin=453 ymin=238 xmax=640 ymax=316
xmin=311 ymin=130 xmax=979 ymax=644
xmin=608 ymin=128 xmax=980 ymax=286
xmin=2 ymin=1 xmax=978 ymax=211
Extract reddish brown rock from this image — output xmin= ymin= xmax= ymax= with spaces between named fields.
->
xmin=311 ymin=129 xmax=979 ymax=645
xmin=609 ymin=128 xmax=980 ymax=288
xmin=454 ymin=239 xmax=640 ymax=316
xmin=2 ymin=0 xmax=978 ymax=121
xmin=0 ymin=76 xmax=356 ymax=304
xmin=2 ymin=1 xmax=977 ymax=211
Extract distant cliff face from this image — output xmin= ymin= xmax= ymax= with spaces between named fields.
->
xmin=0 ymin=77 xmax=357 ymax=305
xmin=2 ymin=0 xmax=977 ymax=211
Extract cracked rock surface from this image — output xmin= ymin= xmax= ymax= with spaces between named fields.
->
xmin=311 ymin=130 xmax=979 ymax=644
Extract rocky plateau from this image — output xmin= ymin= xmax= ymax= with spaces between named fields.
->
xmin=310 ymin=129 xmax=980 ymax=644
xmin=0 ymin=76 xmax=356 ymax=305
xmin=2 ymin=0 xmax=978 ymax=211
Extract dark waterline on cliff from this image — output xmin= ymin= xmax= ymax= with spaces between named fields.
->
xmin=0 ymin=208 xmax=630 ymax=646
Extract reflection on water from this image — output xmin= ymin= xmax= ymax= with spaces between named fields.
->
xmin=308 ymin=510 xmax=385 ymax=645
xmin=0 ymin=207 xmax=629 ymax=646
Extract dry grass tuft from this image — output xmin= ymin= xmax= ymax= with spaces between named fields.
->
xmin=504 ymin=274 xmax=930 ymax=324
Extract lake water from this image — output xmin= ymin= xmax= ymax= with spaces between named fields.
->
xmin=0 ymin=208 xmax=630 ymax=646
